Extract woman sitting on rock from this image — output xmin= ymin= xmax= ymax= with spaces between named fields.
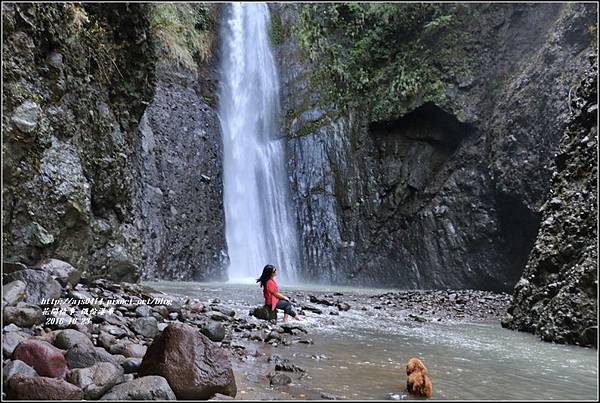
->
xmin=257 ymin=264 xmax=301 ymax=322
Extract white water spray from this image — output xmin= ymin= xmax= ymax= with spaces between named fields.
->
xmin=218 ymin=3 xmax=300 ymax=284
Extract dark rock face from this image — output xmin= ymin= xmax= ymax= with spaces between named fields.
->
xmin=272 ymin=3 xmax=596 ymax=291
xmin=2 ymin=3 xmax=154 ymax=280
xmin=133 ymin=62 xmax=227 ymax=282
xmin=2 ymin=3 xmax=227 ymax=282
xmin=139 ymin=322 xmax=237 ymax=399
xmin=502 ymin=57 xmax=598 ymax=347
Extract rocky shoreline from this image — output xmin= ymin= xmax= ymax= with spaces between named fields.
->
xmin=2 ymin=258 xmax=516 ymax=400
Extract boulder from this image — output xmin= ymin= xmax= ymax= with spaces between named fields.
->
xmin=3 ymin=304 xmax=45 ymax=327
xmin=269 ymin=355 xmax=305 ymax=373
xmin=153 ymin=305 xmax=170 ymax=318
xmin=100 ymin=376 xmax=176 ymax=400
xmin=210 ymin=311 xmax=229 ymax=322
xmin=200 ymin=321 xmax=226 ymax=342
xmin=13 ymin=339 xmax=68 ymax=378
xmin=97 ymin=331 xmax=116 ymax=350
xmin=34 ymin=259 xmax=81 ymax=288
xmin=8 ymin=374 xmax=83 ymax=400
xmin=66 ymin=362 xmax=124 ymax=400
xmin=130 ymin=316 xmax=159 ymax=338
xmin=3 ymin=360 xmax=38 ymax=384
xmin=65 ymin=344 xmax=119 ymax=369
xmin=280 ymin=323 xmax=306 ymax=334
xmin=250 ymin=305 xmax=277 ymax=321
xmin=121 ymin=357 xmax=142 ymax=374
xmin=309 ymin=295 xmax=334 ymax=306
xmin=189 ymin=302 xmax=204 ymax=313
xmin=2 ymin=331 xmax=28 ymax=358
xmin=3 ymin=323 xmax=21 ymax=332
xmin=268 ymin=372 xmax=292 ymax=386
xmin=2 ymin=280 xmax=27 ymax=307
xmin=5 ymin=269 xmax=62 ymax=305
xmin=135 ymin=304 xmax=152 ymax=317
xmin=109 ymin=342 xmax=146 ymax=358
xmin=100 ymin=324 xmax=130 ymax=338
xmin=53 ymin=329 xmax=94 ymax=350
xmin=139 ymin=322 xmax=237 ymax=399
xmin=210 ymin=306 xmax=235 ymax=317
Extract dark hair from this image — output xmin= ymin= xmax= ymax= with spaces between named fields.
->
xmin=256 ymin=264 xmax=276 ymax=288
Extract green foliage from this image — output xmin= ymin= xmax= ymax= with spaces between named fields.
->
xmin=294 ymin=3 xmax=458 ymax=121
xmin=148 ymin=3 xmax=215 ymax=69
xmin=423 ymin=14 xmax=454 ymax=33
xmin=270 ymin=12 xmax=286 ymax=46
xmin=295 ymin=116 xmax=329 ymax=138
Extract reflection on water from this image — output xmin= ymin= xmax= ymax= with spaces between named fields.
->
xmin=147 ymin=281 xmax=598 ymax=400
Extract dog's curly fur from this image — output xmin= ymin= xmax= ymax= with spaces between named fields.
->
xmin=406 ymin=357 xmax=433 ymax=398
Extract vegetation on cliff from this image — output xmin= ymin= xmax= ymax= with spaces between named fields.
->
xmin=293 ymin=3 xmax=465 ymax=122
xmin=147 ymin=3 xmax=217 ymax=70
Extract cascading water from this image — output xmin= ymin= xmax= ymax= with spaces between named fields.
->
xmin=218 ymin=3 xmax=300 ymax=284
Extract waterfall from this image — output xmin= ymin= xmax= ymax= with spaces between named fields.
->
xmin=218 ymin=3 xmax=300 ymax=284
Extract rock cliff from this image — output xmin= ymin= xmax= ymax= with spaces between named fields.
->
xmin=501 ymin=56 xmax=597 ymax=347
xmin=272 ymin=3 xmax=597 ymax=291
xmin=2 ymin=3 xmax=227 ymax=281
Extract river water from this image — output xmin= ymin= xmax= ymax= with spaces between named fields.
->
xmin=148 ymin=281 xmax=598 ymax=400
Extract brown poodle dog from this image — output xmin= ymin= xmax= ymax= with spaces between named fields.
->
xmin=406 ymin=357 xmax=433 ymax=398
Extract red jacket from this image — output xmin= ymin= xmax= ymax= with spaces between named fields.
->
xmin=263 ymin=278 xmax=279 ymax=311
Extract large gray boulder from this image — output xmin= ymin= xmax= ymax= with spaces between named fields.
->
xmin=100 ymin=376 xmax=176 ymax=400
xmin=199 ymin=321 xmax=226 ymax=342
xmin=130 ymin=316 xmax=159 ymax=338
xmin=53 ymin=329 xmax=95 ymax=350
xmin=3 ymin=360 xmax=38 ymax=384
xmin=3 ymin=304 xmax=45 ymax=327
xmin=4 ymin=269 xmax=61 ymax=305
xmin=65 ymin=345 xmax=119 ymax=369
xmin=66 ymin=362 xmax=124 ymax=400
xmin=34 ymin=259 xmax=81 ymax=288
xmin=2 ymin=280 xmax=27 ymax=307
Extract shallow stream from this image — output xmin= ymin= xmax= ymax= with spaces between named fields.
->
xmin=147 ymin=281 xmax=598 ymax=400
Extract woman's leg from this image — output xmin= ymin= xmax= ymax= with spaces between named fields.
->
xmin=276 ymin=300 xmax=298 ymax=320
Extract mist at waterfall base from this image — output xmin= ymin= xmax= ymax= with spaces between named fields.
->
xmin=218 ymin=3 xmax=301 ymax=285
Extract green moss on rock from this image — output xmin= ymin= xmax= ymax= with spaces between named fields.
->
xmin=293 ymin=3 xmax=479 ymax=122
